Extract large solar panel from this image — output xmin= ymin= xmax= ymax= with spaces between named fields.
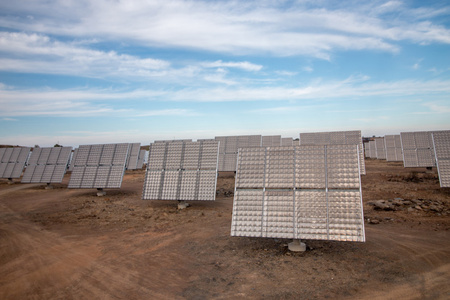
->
xmin=262 ymin=135 xmax=281 ymax=147
xmin=384 ymin=135 xmax=402 ymax=161
xmin=231 ymin=145 xmax=365 ymax=242
xmin=299 ymin=130 xmax=365 ymax=175
xmin=215 ymin=135 xmax=262 ymax=171
xmin=0 ymin=147 xmax=31 ymax=178
xmin=432 ymin=131 xmax=450 ymax=187
xmin=22 ymin=147 xmax=72 ymax=183
xmin=374 ymin=137 xmax=386 ymax=160
xmin=68 ymin=143 xmax=130 ymax=189
xmin=400 ymin=131 xmax=436 ymax=167
xmin=142 ymin=140 xmax=219 ymax=201
xmin=126 ymin=143 xmax=141 ymax=170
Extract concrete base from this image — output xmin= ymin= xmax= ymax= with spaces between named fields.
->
xmin=7 ymin=178 xmax=14 ymax=185
xmin=97 ymin=188 xmax=106 ymax=197
xmin=178 ymin=201 xmax=190 ymax=210
xmin=288 ymin=240 xmax=307 ymax=252
xmin=45 ymin=183 xmax=54 ymax=190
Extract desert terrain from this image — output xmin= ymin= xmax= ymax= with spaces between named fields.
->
xmin=0 ymin=158 xmax=449 ymax=299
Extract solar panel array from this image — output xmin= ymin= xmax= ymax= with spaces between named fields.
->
xmin=21 ymin=147 xmax=72 ymax=183
xmin=126 ymin=143 xmax=141 ymax=170
xmin=68 ymin=143 xmax=130 ymax=189
xmin=384 ymin=135 xmax=402 ymax=161
xmin=231 ymin=145 xmax=365 ymax=242
xmin=432 ymin=131 xmax=450 ymax=187
xmin=0 ymin=147 xmax=31 ymax=178
xmin=142 ymin=140 xmax=219 ymax=201
xmin=262 ymin=135 xmax=281 ymax=147
xmin=374 ymin=137 xmax=386 ymax=160
xmin=281 ymin=138 xmax=293 ymax=146
xmin=368 ymin=141 xmax=376 ymax=158
xmin=299 ymin=130 xmax=366 ymax=175
xmin=400 ymin=131 xmax=436 ymax=167
xmin=215 ymin=135 xmax=261 ymax=171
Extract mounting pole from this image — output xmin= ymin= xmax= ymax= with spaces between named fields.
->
xmin=177 ymin=200 xmax=190 ymax=209
xmin=45 ymin=183 xmax=54 ymax=189
xmin=7 ymin=178 xmax=14 ymax=184
xmin=288 ymin=239 xmax=306 ymax=252
xmin=97 ymin=188 xmax=106 ymax=196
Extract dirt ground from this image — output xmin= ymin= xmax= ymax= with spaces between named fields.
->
xmin=0 ymin=159 xmax=449 ymax=299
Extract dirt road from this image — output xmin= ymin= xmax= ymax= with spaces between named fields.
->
xmin=0 ymin=160 xmax=449 ymax=299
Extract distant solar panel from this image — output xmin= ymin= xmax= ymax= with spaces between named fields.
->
xmin=299 ymin=130 xmax=365 ymax=175
xmin=0 ymin=147 xmax=31 ymax=178
xmin=364 ymin=142 xmax=369 ymax=158
xmin=384 ymin=135 xmax=402 ymax=161
xmin=281 ymin=138 xmax=293 ymax=146
xmin=368 ymin=141 xmax=376 ymax=158
xmin=432 ymin=131 xmax=450 ymax=187
xmin=137 ymin=149 xmax=146 ymax=169
xmin=262 ymin=135 xmax=282 ymax=147
xmin=68 ymin=143 xmax=130 ymax=189
xmin=400 ymin=131 xmax=436 ymax=167
xmin=374 ymin=137 xmax=386 ymax=160
xmin=22 ymin=147 xmax=72 ymax=183
xmin=215 ymin=135 xmax=262 ymax=171
xmin=126 ymin=143 xmax=141 ymax=170
xmin=231 ymin=145 xmax=365 ymax=242
xmin=142 ymin=140 xmax=219 ymax=201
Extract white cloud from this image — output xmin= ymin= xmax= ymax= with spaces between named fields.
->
xmin=201 ymin=60 xmax=262 ymax=71
xmin=1 ymin=1 xmax=448 ymax=58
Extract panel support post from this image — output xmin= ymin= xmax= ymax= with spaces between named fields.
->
xmin=45 ymin=183 xmax=54 ymax=189
xmin=7 ymin=178 xmax=14 ymax=185
xmin=97 ymin=188 xmax=106 ymax=196
xmin=288 ymin=239 xmax=306 ymax=252
xmin=178 ymin=200 xmax=190 ymax=210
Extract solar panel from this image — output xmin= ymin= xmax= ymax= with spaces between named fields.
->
xmin=374 ymin=137 xmax=386 ymax=160
xmin=137 ymin=149 xmax=146 ymax=169
xmin=68 ymin=143 xmax=130 ymax=189
xmin=400 ymin=131 xmax=436 ymax=167
xmin=432 ymin=131 xmax=450 ymax=187
xmin=364 ymin=142 xmax=369 ymax=158
xmin=368 ymin=141 xmax=376 ymax=158
xmin=0 ymin=147 xmax=31 ymax=178
xmin=126 ymin=143 xmax=141 ymax=170
xmin=281 ymin=138 xmax=294 ymax=146
xmin=68 ymin=148 xmax=78 ymax=171
xmin=231 ymin=144 xmax=365 ymax=242
xmin=142 ymin=140 xmax=219 ymax=201
xmin=384 ymin=135 xmax=402 ymax=161
xmin=22 ymin=146 xmax=72 ymax=184
xmin=299 ymin=130 xmax=365 ymax=175
xmin=215 ymin=135 xmax=262 ymax=171
xmin=262 ymin=135 xmax=282 ymax=147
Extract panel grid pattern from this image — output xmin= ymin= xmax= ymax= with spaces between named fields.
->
xmin=299 ymin=131 xmax=365 ymax=175
xmin=142 ymin=140 xmax=219 ymax=201
xmin=22 ymin=147 xmax=72 ymax=183
xmin=400 ymin=131 xmax=436 ymax=167
xmin=432 ymin=131 xmax=450 ymax=187
xmin=68 ymin=143 xmax=129 ymax=189
xmin=0 ymin=147 xmax=31 ymax=178
xmin=374 ymin=138 xmax=386 ymax=160
xmin=231 ymin=144 xmax=365 ymax=242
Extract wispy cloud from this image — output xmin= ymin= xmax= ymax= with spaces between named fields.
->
xmin=1 ymin=1 xmax=449 ymax=59
xmin=2 ymin=117 xmax=18 ymax=121
xmin=201 ymin=60 xmax=262 ymax=72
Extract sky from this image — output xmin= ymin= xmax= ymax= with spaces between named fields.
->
xmin=0 ymin=0 xmax=449 ymax=147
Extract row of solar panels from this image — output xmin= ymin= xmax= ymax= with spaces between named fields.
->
xmin=364 ymin=130 xmax=450 ymax=187
xmin=214 ymin=131 xmax=366 ymax=175
xmin=0 ymin=143 xmax=147 ymax=184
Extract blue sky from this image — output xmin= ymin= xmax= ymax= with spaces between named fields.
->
xmin=1 ymin=0 xmax=449 ymax=147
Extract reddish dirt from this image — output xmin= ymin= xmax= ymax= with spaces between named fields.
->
xmin=0 ymin=159 xmax=449 ymax=299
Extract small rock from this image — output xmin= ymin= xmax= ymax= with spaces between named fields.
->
xmin=370 ymin=219 xmax=380 ymax=224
